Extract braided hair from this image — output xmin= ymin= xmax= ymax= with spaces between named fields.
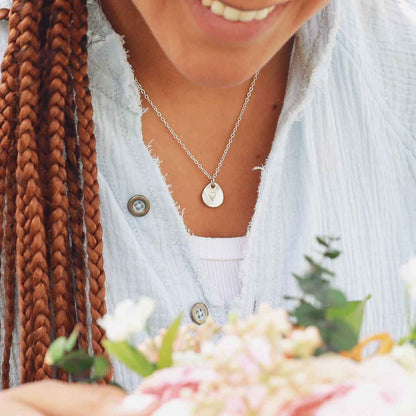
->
xmin=0 ymin=0 xmax=109 ymax=388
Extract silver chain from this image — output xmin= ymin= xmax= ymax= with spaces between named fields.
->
xmin=137 ymin=71 xmax=260 ymax=183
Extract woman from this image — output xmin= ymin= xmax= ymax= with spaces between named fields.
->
xmin=0 ymin=0 xmax=415 ymax=412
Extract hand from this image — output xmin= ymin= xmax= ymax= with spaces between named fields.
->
xmin=0 ymin=380 xmax=140 ymax=416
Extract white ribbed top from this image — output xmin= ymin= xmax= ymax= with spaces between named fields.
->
xmin=188 ymin=235 xmax=248 ymax=309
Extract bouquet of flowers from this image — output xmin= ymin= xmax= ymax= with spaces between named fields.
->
xmin=46 ymin=237 xmax=416 ymax=415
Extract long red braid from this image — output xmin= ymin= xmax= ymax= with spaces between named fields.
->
xmin=0 ymin=0 xmax=109 ymax=388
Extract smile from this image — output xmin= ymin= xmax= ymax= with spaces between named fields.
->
xmin=185 ymin=0 xmax=290 ymax=43
xmin=201 ymin=0 xmax=276 ymax=22
xmin=200 ymin=0 xmax=276 ymax=22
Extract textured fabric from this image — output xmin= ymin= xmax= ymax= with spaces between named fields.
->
xmin=0 ymin=0 xmax=416 ymax=391
xmin=187 ymin=235 xmax=247 ymax=309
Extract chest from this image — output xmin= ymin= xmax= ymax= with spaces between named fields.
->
xmin=139 ymin=81 xmax=283 ymax=237
xmin=89 ymin=28 xmax=416 ymax=369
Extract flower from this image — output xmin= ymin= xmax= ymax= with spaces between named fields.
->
xmin=282 ymin=357 xmax=416 ymax=415
xmin=282 ymin=327 xmax=322 ymax=358
xmin=98 ymin=297 xmax=155 ymax=342
xmin=139 ymin=366 xmax=218 ymax=402
xmin=173 ymin=351 xmax=207 ymax=368
xmin=400 ymin=256 xmax=416 ymax=299
xmin=152 ymin=399 xmax=193 ymax=416
xmin=391 ymin=343 xmax=416 ymax=373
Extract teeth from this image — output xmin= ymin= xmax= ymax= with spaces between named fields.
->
xmin=223 ymin=6 xmax=240 ymax=21
xmin=203 ymin=0 xmax=276 ymax=22
xmin=255 ymin=7 xmax=269 ymax=20
xmin=239 ymin=10 xmax=257 ymax=22
xmin=211 ymin=0 xmax=224 ymax=15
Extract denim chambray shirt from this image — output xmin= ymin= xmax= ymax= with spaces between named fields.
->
xmin=0 ymin=0 xmax=416 ymax=391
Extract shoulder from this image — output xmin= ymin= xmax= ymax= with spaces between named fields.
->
xmin=335 ymin=0 xmax=416 ymax=131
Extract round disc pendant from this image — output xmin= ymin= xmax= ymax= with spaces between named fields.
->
xmin=202 ymin=182 xmax=224 ymax=208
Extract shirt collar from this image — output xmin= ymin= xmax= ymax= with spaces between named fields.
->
xmin=86 ymin=0 xmax=341 ymax=115
xmin=282 ymin=0 xmax=341 ymax=120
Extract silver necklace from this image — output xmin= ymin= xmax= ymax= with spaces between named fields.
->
xmin=137 ymin=71 xmax=260 ymax=208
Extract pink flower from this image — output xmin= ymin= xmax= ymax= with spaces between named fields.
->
xmin=120 ymin=367 xmax=218 ymax=415
xmin=282 ymin=357 xmax=416 ymax=416
xmin=281 ymin=385 xmax=353 ymax=416
xmin=140 ymin=366 xmax=218 ymax=401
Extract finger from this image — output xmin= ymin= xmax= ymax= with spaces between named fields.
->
xmin=3 ymin=380 xmax=130 ymax=416
xmin=0 ymin=399 xmax=44 ymax=416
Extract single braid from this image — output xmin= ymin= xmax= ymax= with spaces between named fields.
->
xmin=65 ymin=63 xmax=89 ymax=350
xmin=16 ymin=0 xmax=53 ymax=382
xmin=45 ymin=0 xmax=75 ymax=344
xmin=71 ymin=0 xmax=108 ymax=359
xmin=2 ymin=147 xmax=18 ymax=388
xmin=0 ymin=3 xmax=20 ymax=387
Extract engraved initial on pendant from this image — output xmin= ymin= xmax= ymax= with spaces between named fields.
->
xmin=202 ymin=182 xmax=224 ymax=208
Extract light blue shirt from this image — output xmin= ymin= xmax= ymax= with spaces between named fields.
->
xmin=1 ymin=0 xmax=415 ymax=390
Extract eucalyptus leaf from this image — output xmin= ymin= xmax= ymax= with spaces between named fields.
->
xmin=297 ymin=275 xmax=329 ymax=296
xmin=157 ymin=315 xmax=182 ymax=369
xmin=316 ymin=288 xmax=347 ymax=308
xmin=315 ymin=265 xmax=335 ymax=277
xmin=316 ymin=236 xmax=329 ymax=247
xmin=55 ymin=350 xmax=94 ymax=375
xmin=292 ymin=302 xmax=325 ymax=327
xmin=103 ymin=340 xmax=156 ymax=377
xmin=304 ymin=256 xmax=335 ymax=276
xmin=304 ymin=255 xmax=320 ymax=268
xmin=324 ymin=250 xmax=341 ymax=259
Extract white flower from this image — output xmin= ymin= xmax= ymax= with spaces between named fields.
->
xmin=173 ymin=351 xmax=207 ymax=368
xmin=391 ymin=343 xmax=416 ymax=373
xmin=98 ymin=297 xmax=155 ymax=342
xmin=153 ymin=399 xmax=193 ymax=416
xmin=400 ymin=256 xmax=416 ymax=299
xmin=283 ymin=327 xmax=322 ymax=358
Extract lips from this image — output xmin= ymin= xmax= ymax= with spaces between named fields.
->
xmin=185 ymin=0 xmax=290 ymax=43
xmin=201 ymin=0 xmax=276 ymax=22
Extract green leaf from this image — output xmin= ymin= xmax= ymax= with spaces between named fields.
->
xmin=326 ymin=297 xmax=370 ymax=339
xmin=292 ymin=302 xmax=325 ymax=327
xmin=304 ymin=257 xmax=335 ymax=277
xmin=316 ymin=288 xmax=347 ymax=308
xmin=315 ymin=265 xmax=335 ymax=277
xmin=324 ymin=250 xmax=341 ymax=259
xmin=103 ymin=340 xmax=156 ymax=377
xmin=90 ymin=356 xmax=111 ymax=380
xmin=157 ymin=315 xmax=182 ymax=369
xmin=319 ymin=320 xmax=358 ymax=352
xmin=45 ymin=337 xmax=67 ymax=365
xmin=297 ymin=275 xmax=329 ymax=296
xmin=316 ymin=236 xmax=329 ymax=247
xmin=55 ymin=350 xmax=94 ymax=375
xmin=304 ymin=255 xmax=319 ymax=268
xmin=65 ymin=326 xmax=80 ymax=352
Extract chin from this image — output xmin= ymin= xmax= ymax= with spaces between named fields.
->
xmin=175 ymin=58 xmax=262 ymax=88
xmin=163 ymin=38 xmax=277 ymax=88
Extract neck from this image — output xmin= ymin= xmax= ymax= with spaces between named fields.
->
xmin=99 ymin=0 xmax=293 ymax=110
xmin=99 ymin=0 xmax=295 ymax=237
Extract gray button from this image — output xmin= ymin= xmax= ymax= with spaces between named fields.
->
xmin=128 ymin=195 xmax=150 ymax=217
xmin=191 ymin=303 xmax=209 ymax=325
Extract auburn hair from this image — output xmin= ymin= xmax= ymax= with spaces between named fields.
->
xmin=0 ymin=0 xmax=110 ymax=388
